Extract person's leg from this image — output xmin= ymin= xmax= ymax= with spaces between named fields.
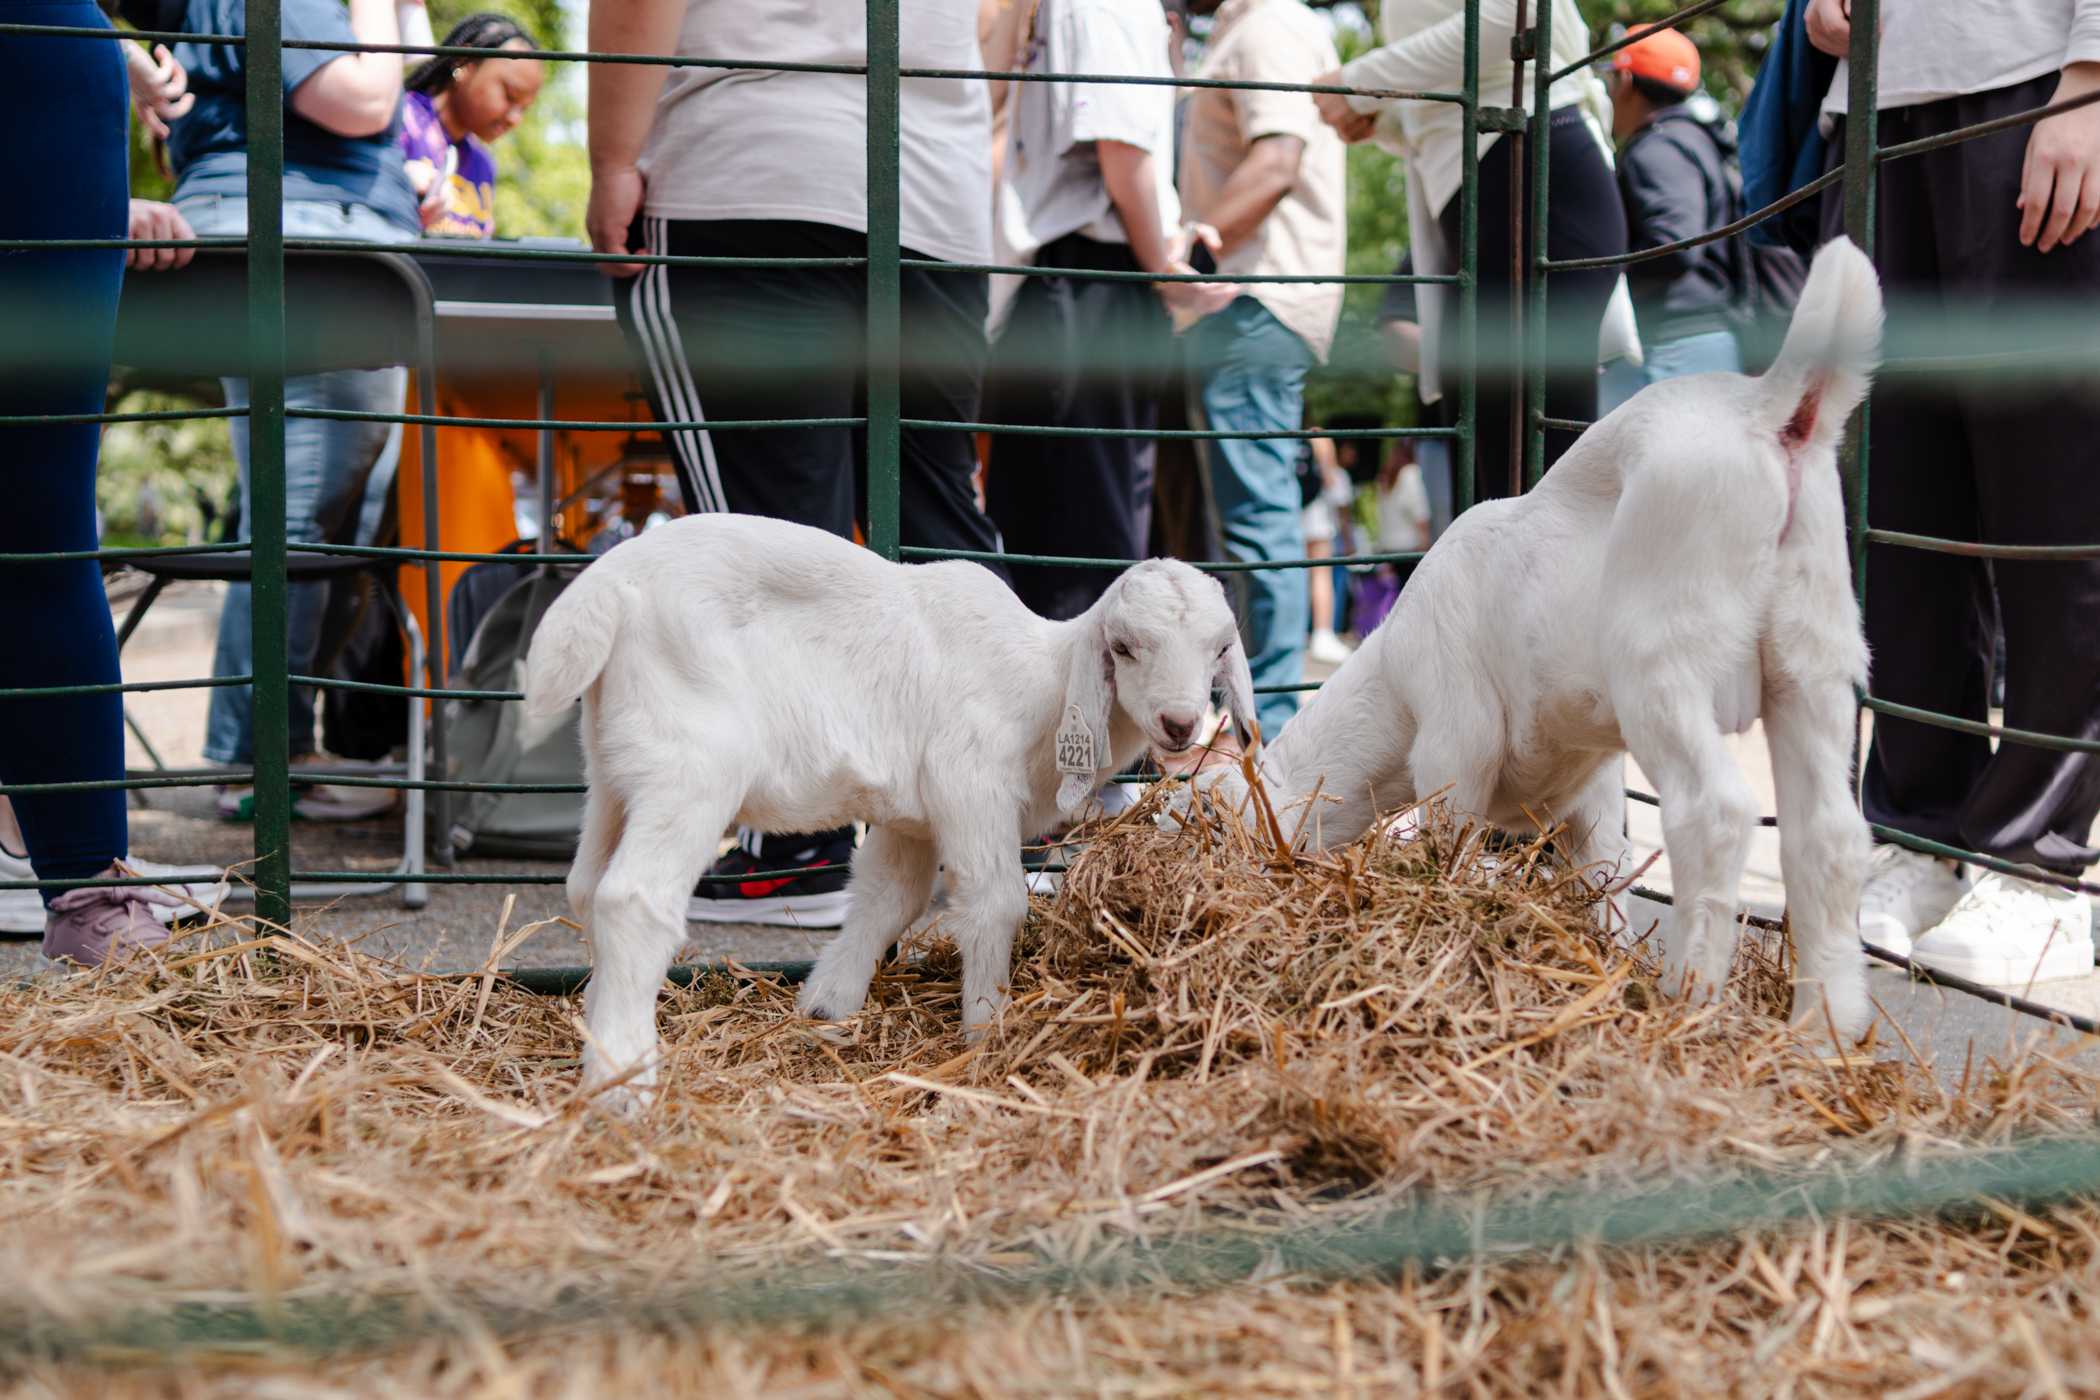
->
xmin=1188 ymin=299 xmax=1312 ymax=739
xmin=202 ymin=365 xmax=405 ymax=761
xmin=1823 ymin=104 xmax=1994 ymax=857
xmin=1416 ymin=436 xmax=1454 ymax=541
xmin=1932 ymin=78 xmax=2100 ymax=878
xmin=984 ymin=245 xmax=1167 ymax=621
xmin=616 ymin=217 xmax=861 ymax=926
xmin=889 ymin=256 xmax=1007 ymax=575
xmin=199 ymin=202 xmax=407 ymax=786
xmin=1441 ymin=132 xmax=1518 ymax=504
xmin=0 ymin=16 xmax=128 ymax=889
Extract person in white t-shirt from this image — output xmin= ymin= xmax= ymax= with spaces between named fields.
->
xmin=584 ymin=0 xmax=1010 ymax=931
xmin=980 ymin=0 xmax=1234 ymax=623
xmin=1804 ymin=0 xmax=2100 ymax=988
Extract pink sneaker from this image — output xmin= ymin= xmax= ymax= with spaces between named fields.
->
xmin=42 ymin=884 xmax=183 ymax=966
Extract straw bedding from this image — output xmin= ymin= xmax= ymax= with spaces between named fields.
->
xmin=3 ymin=791 xmax=2099 ymax=1396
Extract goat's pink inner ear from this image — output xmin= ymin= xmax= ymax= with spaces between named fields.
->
xmin=1781 ymin=372 xmax=1825 ymax=452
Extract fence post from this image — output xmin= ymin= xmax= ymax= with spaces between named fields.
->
xmin=865 ymin=0 xmax=902 ymax=562
xmin=1522 ymin=0 xmax=1552 ymax=490
xmin=245 ymin=0 xmax=293 ymax=927
xmin=1841 ymin=0 xmax=1878 ymax=607
xmin=1456 ymin=0 xmax=1480 ymax=513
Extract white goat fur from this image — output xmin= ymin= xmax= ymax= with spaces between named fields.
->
xmin=521 ymin=522 xmax=1254 ymax=1104
xmin=1190 ymin=237 xmax=1884 ymax=1041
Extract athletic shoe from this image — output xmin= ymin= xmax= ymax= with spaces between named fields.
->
xmin=293 ymin=782 xmax=398 ymax=821
xmin=216 ymin=780 xmax=397 ymax=823
xmin=1307 ymin=629 xmax=1353 ymax=667
xmin=42 ymin=883 xmax=185 ymax=966
xmin=120 ymin=856 xmax=232 ymax=921
xmin=1858 ymin=843 xmax=1968 ymax=959
xmin=0 ymin=844 xmax=225 ymax=934
xmin=1908 ymin=871 xmax=2095 ymax=988
xmin=1022 ymin=834 xmax=1071 ymax=897
xmin=687 ymin=828 xmax=853 ymax=928
xmin=0 ymin=843 xmax=46 ymax=934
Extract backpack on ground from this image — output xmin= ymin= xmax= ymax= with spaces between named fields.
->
xmin=440 ymin=542 xmax=592 ymax=859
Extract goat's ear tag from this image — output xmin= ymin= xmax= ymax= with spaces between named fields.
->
xmin=1055 ymin=703 xmax=1097 ymax=777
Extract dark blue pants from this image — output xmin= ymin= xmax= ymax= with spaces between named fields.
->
xmin=0 ymin=4 xmax=131 ymax=891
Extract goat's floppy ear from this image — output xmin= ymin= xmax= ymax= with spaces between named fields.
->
xmin=1055 ymin=613 xmax=1116 ymax=818
xmin=1215 ymin=632 xmax=1261 ymax=752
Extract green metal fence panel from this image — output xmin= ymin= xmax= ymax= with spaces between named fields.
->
xmin=1843 ymin=0 xmax=1880 ymax=610
xmin=244 ymin=0 xmax=294 ymax=928
xmin=865 ymin=0 xmax=903 ymax=563
xmin=4 ymin=0 xmax=2094 ymax=997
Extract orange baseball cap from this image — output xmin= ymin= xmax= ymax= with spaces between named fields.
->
xmin=1612 ymin=24 xmax=1701 ymax=95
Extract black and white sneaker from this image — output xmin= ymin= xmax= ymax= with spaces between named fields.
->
xmin=687 ymin=827 xmax=854 ymax=928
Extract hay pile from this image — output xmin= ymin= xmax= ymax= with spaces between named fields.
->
xmin=4 ymin=796 xmax=2100 ymax=1396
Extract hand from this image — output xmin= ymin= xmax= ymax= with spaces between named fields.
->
xmin=1334 ymin=109 xmax=1378 ymax=143
xmin=125 ymin=42 xmax=194 ymax=140
xmin=1803 ymin=0 xmax=1849 ymax=57
xmin=2019 ymin=64 xmax=2100 ymax=253
xmin=417 ymin=167 xmax=449 ymax=229
xmin=1169 ymin=220 xmax=1222 ymax=266
xmin=1311 ymin=69 xmax=1357 ymax=130
xmin=1156 ymin=260 xmax=1238 ymax=318
xmin=587 ymin=164 xmax=649 ymax=277
xmin=126 ymin=200 xmax=195 ymax=272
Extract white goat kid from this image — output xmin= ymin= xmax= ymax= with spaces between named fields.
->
xmin=521 ymin=517 xmax=1254 ymax=1108
xmin=1184 ymin=236 xmax=1885 ymax=1043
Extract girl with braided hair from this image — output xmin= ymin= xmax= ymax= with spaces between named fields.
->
xmin=399 ymin=12 xmax=543 ymax=237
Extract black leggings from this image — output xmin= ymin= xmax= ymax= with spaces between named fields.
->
xmin=1438 ymin=106 xmax=1628 ymax=504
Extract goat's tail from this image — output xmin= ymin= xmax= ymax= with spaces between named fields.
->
xmin=518 ymin=567 xmax=623 ymax=751
xmin=1756 ymin=235 xmax=1884 ymax=459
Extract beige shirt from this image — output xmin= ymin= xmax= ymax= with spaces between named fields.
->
xmin=1177 ymin=0 xmax=1346 ymax=361
xmin=639 ymin=0 xmax=991 ymax=266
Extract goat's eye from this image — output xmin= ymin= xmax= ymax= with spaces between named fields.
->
xmin=1217 ymin=643 xmax=1231 ymax=659
xmin=1111 ymin=641 xmax=1134 ymax=660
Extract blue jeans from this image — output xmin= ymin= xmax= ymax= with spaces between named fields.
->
xmin=1598 ymin=328 xmax=1743 ymax=416
xmin=1188 ymin=299 xmax=1313 ymax=740
xmin=176 ymin=196 xmax=409 ymax=764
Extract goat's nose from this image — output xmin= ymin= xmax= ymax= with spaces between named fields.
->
xmin=1158 ymin=713 xmax=1196 ymax=748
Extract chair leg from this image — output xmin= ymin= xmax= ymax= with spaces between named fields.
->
xmin=115 ymin=575 xmax=173 ymax=808
xmin=401 ymin=608 xmax=429 ymax=910
xmin=113 ymin=575 xmax=167 ymax=651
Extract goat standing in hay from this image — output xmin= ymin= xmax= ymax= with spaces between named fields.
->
xmin=1180 ymin=236 xmax=1885 ymax=1043
xmin=521 ymin=519 xmax=1254 ymax=1109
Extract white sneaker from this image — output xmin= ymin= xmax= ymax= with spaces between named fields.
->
xmin=1307 ymin=629 xmax=1353 ymax=667
xmin=1858 ymin=844 xmax=1968 ymax=958
xmin=1909 ymin=872 xmax=2095 ymax=988
xmin=0 ymin=844 xmax=227 ymax=934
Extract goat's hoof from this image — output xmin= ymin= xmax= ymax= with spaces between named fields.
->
xmin=1659 ymin=961 xmax=1718 ymax=1008
xmin=580 ymin=1071 xmax=655 ymax=1121
xmin=796 ymin=975 xmax=869 ymax=1027
xmin=580 ymin=1044 xmax=661 ymax=1120
xmin=802 ymin=1018 xmax=855 ymax=1045
xmin=1792 ymin=977 xmax=1871 ymax=1046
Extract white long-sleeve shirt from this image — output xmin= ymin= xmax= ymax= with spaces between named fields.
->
xmin=1337 ymin=0 xmax=1607 ymax=219
xmin=1825 ymin=0 xmax=2100 ymax=114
